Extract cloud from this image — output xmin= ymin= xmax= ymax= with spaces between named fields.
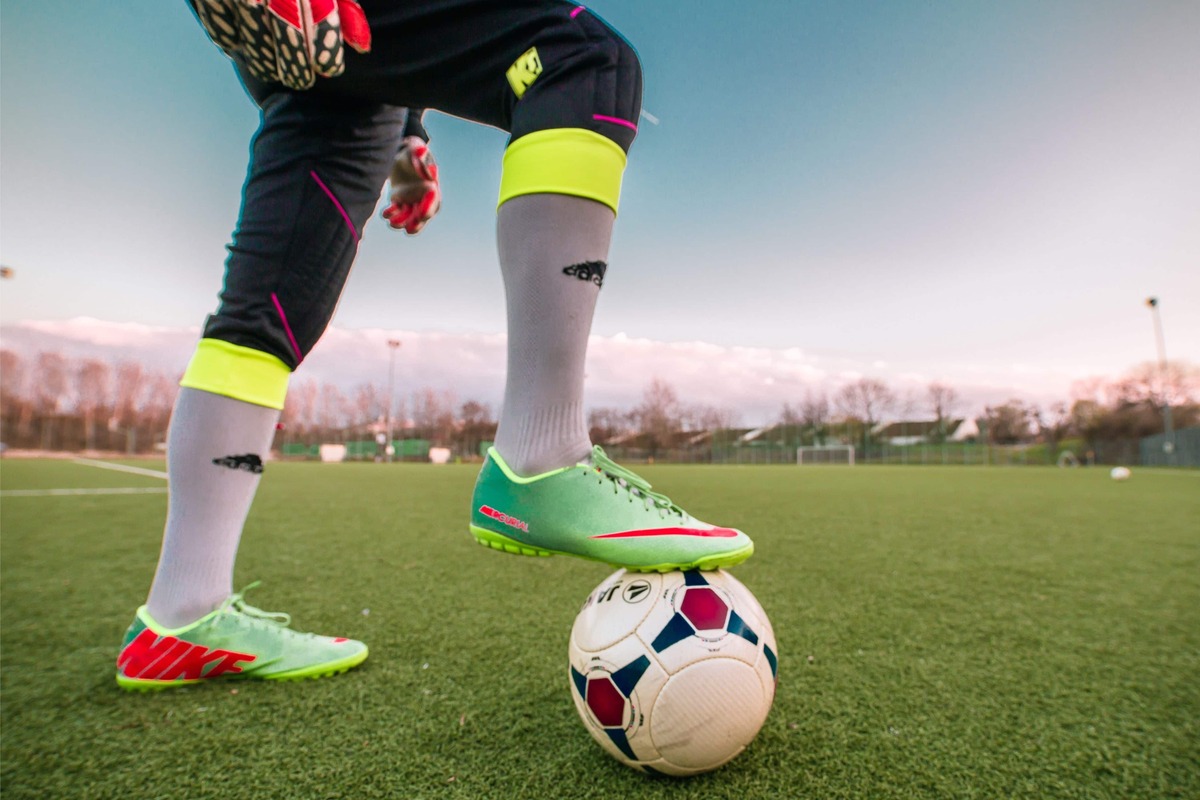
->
xmin=2 ymin=318 xmax=199 ymax=376
xmin=1 ymin=317 xmax=1110 ymax=423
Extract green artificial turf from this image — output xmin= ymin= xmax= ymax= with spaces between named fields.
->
xmin=1 ymin=459 xmax=1197 ymax=799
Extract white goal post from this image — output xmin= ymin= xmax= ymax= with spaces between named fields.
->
xmin=797 ymin=445 xmax=856 ymax=466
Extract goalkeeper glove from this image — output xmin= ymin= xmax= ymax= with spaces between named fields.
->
xmin=382 ymin=137 xmax=442 ymax=236
xmin=191 ymin=0 xmax=371 ymax=90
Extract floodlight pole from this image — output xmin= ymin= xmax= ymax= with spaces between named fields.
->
xmin=386 ymin=339 xmax=402 ymax=463
xmin=1145 ymin=298 xmax=1175 ymax=462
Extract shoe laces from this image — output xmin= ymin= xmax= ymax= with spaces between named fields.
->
xmin=223 ymin=581 xmax=292 ymax=628
xmin=587 ymin=445 xmax=684 ymax=518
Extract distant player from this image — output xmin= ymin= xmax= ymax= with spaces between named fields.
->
xmin=117 ymin=0 xmax=753 ymax=689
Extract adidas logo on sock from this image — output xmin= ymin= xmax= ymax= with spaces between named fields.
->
xmin=562 ymin=261 xmax=607 ymax=287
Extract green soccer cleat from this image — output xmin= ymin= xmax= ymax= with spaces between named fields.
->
xmin=469 ymin=446 xmax=754 ymax=572
xmin=115 ymin=583 xmax=367 ymax=691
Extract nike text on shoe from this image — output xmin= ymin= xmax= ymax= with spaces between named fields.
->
xmin=115 ymin=583 xmax=367 ymax=690
xmin=469 ymin=446 xmax=754 ymax=572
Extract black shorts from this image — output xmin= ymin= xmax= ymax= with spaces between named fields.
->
xmin=198 ymin=0 xmax=642 ymax=372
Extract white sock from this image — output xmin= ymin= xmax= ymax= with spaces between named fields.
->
xmin=493 ymin=193 xmax=614 ymax=476
xmin=145 ymin=387 xmax=279 ymax=628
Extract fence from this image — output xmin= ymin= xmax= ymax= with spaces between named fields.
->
xmin=279 ymin=439 xmax=432 ymax=461
xmin=599 ymin=440 xmax=1162 ymax=467
xmin=1140 ymin=426 xmax=1200 ymax=468
xmin=600 ymin=442 xmax=1030 ymax=466
xmin=263 ymin=430 xmax=1200 ymax=468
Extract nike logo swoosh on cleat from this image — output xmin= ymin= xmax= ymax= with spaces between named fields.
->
xmin=589 ymin=527 xmax=741 ymax=539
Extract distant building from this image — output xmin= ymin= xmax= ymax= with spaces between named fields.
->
xmin=873 ymin=418 xmax=979 ymax=445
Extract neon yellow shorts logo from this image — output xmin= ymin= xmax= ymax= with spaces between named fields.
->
xmin=506 ymin=47 xmax=543 ymax=98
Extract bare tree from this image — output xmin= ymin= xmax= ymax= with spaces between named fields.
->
xmin=891 ymin=389 xmax=920 ymax=448
xmin=104 ymin=361 xmax=151 ymax=452
xmin=927 ymin=382 xmax=960 ymax=443
xmin=143 ymin=374 xmax=177 ymax=450
xmin=111 ymin=361 xmax=145 ymax=425
xmin=318 ymin=382 xmax=351 ymax=433
xmin=1068 ymin=361 xmax=1200 ymax=444
xmin=1034 ymin=402 xmax=1073 ymax=458
xmin=1 ymin=349 xmax=26 ymax=398
xmin=392 ymin=396 xmax=409 ymax=433
xmin=1069 ymin=397 xmax=1104 ymax=443
xmin=34 ymin=353 xmax=69 ymax=416
xmin=689 ymin=404 xmax=740 ymax=432
xmin=588 ymin=407 xmax=633 ymax=445
xmin=458 ymin=399 xmax=496 ymax=456
xmin=837 ymin=378 xmax=894 ymax=448
xmin=983 ymin=400 xmax=1033 ymax=444
xmin=411 ymin=388 xmax=457 ymax=445
xmin=354 ymin=383 xmax=384 ymax=420
xmin=352 ymin=383 xmax=386 ymax=441
xmin=1 ymin=350 xmax=34 ymax=445
xmin=431 ymin=393 xmax=457 ymax=446
xmin=1069 ymin=375 xmax=1111 ymax=407
xmin=75 ymin=359 xmax=113 ymax=451
xmin=281 ymin=378 xmax=321 ymax=442
xmin=800 ymin=389 xmax=830 ymax=445
xmin=633 ymin=378 xmax=684 ymax=457
xmin=779 ymin=402 xmax=801 ymax=426
xmin=35 ymin=353 xmax=70 ymax=450
xmin=1112 ymin=360 xmax=1200 ymax=409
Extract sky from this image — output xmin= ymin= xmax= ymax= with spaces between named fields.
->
xmin=1 ymin=0 xmax=1198 ymax=422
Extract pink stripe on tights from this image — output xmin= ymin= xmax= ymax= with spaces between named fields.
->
xmin=309 ymin=170 xmax=358 ymax=239
xmin=271 ymin=293 xmax=304 ymax=364
xmin=593 ymin=114 xmax=638 ymax=132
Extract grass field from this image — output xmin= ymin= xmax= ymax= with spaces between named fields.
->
xmin=2 ymin=458 xmax=1197 ymax=799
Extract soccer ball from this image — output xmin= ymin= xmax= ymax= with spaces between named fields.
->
xmin=568 ymin=569 xmax=778 ymax=776
xmin=1110 ymin=466 xmax=1132 ymax=481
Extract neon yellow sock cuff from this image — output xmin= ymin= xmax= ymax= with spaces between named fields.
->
xmin=179 ymin=338 xmax=291 ymax=410
xmin=498 ymin=128 xmax=628 ymax=214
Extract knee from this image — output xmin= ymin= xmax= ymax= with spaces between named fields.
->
xmin=509 ymin=12 xmax=644 ymax=153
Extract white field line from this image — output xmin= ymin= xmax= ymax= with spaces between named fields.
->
xmin=72 ymin=458 xmax=168 ymax=480
xmin=0 ymin=459 xmax=170 ymax=496
xmin=1 ymin=487 xmax=168 ymax=497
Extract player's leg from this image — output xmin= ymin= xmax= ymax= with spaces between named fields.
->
xmin=353 ymin=3 xmax=756 ymax=570
xmin=119 ymin=91 xmax=405 ymax=689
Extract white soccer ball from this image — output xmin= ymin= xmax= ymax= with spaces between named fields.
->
xmin=568 ymin=569 xmax=778 ymax=777
xmin=1110 ymin=466 xmax=1132 ymax=481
